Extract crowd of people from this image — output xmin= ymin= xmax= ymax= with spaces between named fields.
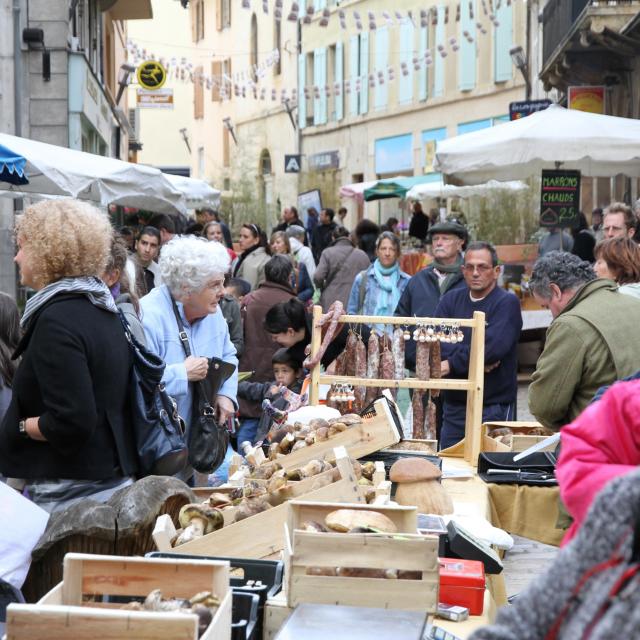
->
xmin=2 ymin=196 xmax=640 ymax=529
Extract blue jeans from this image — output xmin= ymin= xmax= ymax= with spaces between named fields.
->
xmin=206 ymin=443 xmax=236 ymax=486
xmin=235 ymin=418 xmax=259 ymax=449
xmin=440 ymin=401 xmax=515 ymax=450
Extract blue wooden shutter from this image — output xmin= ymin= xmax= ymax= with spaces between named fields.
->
xmin=494 ymin=4 xmax=513 ymax=82
xmin=319 ymin=47 xmax=327 ymax=124
xmin=419 ymin=26 xmax=428 ymax=101
xmin=314 ymin=0 xmax=327 ymax=10
xmin=349 ymin=35 xmax=359 ymax=116
xmin=459 ymin=0 xmax=476 ymax=91
xmin=298 ymin=52 xmax=306 ymax=129
xmin=374 ymin=27 xmax=389 ymax=110
xmin=398 ymin=20 xmax=414 ymax=104
xmin=358 ymin=32 xmax=369 ymax=115
xmin=335 ymin=41 xmax=344 ymax=121
xmin=434 ymin=6 xmax=445 ymax=97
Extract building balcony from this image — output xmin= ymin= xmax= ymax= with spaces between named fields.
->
xmin=541 ymin=0 xmax=640 ymax=92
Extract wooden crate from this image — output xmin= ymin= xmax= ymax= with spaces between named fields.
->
xmin=6 ymin=553 xmax=231 ymax=640
xmin=268 ymin=397 xmax=402 ymax=473
xmin=482 ymin=421 xmax=555 ymax=453
xmin=283 ymin=500 xmax=438 ymax=612
xmin=169 ymin=449 xmax=362 ymax=559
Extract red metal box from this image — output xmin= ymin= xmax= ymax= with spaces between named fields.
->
xmin=438 ymin=557 xmax=486 ymax=615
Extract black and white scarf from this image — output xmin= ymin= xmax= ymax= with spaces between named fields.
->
xmin=21 ymin=276 xmax=118 ymax=331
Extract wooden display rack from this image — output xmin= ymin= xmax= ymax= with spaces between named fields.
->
xmin=166 ymin=448 xmax=362 ymax=559
xmin=283 ymin=500 xmax=439 ymax=612
xmin=6 ymin=553 xmax=232 ymax=640
xmin=308 ymin=307 xmax=486 ymax=465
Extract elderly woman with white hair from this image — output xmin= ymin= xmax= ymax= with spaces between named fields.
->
xmin=140 ymin=236 xmax=238 ymax=483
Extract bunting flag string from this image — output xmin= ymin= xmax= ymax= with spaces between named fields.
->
xmin=127 ymin=0 xmax=518 ymax=104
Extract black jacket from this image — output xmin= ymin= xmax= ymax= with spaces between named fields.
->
xmin=409 ymin=211 xmax=430 ymax=242
xmin=311 ymin=222 xmax=337 ymax=263
xmin=394 ymin=264 xmax=466 ymax=369
xmin=0 ymin=295 xmax=137 ymax=480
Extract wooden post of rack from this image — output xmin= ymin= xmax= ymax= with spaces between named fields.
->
xmin=308 ymin=304 xmax=324 ymax=406
xmin=306 ymin=307 xmax=486 ymax=465
xmin=464 ymin=311 xmax=486 ymax=465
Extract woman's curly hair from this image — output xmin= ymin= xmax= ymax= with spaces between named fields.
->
xmin=16 ymin=199 xmax=112 ymax=289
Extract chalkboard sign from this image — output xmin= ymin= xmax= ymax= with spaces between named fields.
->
xmin=540 ymin=169 xmax=581 ymax=228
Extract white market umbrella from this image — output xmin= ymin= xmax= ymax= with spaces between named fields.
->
xmin=164 ymin=174 xmax=221 ymax=210
xmin=434 ymin=104 xmax=640 ymax=185
xmin=406 ymin=179 xmax=530 ymax=200
xmin=0 ymin=132 xmax=187 ymax=215
xmin=339 ymin=178 xmax=378 ymax=203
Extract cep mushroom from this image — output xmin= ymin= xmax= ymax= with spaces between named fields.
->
xmin=175 ymin=504 xmax=224 ymax=546
xmin=390 ymin=457 xmax=453 ymax=515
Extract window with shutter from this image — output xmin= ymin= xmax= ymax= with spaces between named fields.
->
xmin=374 ymin=27 xmax=389 ymax=111
xmin=434 ymin=6 xmax=445 ymax=97
xmin=335 ymin=41 xmax=344 ymax=121
xmin=298 ymin=53 xmax=306 ymax=129
xmin=194 ymin=65 xmax=204 ymax=119
xmin=211 ymin=61 xmax=222 ymax=101
xmin=398 ymin=21 xmax=414 ymax=105
xmin=419 ymin=26 xmax=428 ymax=101
xmin=494 ymin=3 xmax=513 ymax=82
xmin=349 ymin=35 xmax=359 ymax=116
xmin=313 ymin=48 xmax=328 ymax=125
xmin=459 ymin=0 xmax=476 ymax=91
xmin=216 ymin=0 xmax=223 ymax=31
xmin=358 ymin=32 xmax=369 ymax=115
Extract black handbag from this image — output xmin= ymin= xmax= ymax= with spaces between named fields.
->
xmin=170 ymin=297 xmax=235 ymax=474
xmin=119 ymin=311 xmax=188 ymax=477
xmin=477 ymin=451 xmax=557 ymax=486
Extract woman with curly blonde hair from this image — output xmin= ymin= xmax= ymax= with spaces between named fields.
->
xmin=0 ymin=198 xmax=137 ymax=512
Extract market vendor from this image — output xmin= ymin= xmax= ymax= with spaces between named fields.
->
xmin=528 ymin=251 xmax=640 ymax=430
xmin=435 ymin=242 xmax=522 ymax=449
xmin=395 ymin=220 xmax=467 ymax=371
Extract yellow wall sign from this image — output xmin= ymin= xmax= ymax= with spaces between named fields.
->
xmin=137 ymin=60 xmax=167 ymax=90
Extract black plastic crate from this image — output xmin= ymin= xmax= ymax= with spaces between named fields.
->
xmin=147 ymin=553 xmax=283 ymax=640
xmin=232 ymin=592 xmax=260 ymax=640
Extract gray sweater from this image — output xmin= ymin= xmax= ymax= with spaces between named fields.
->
xmin=471 ymin=467 xmax=640 ymax=639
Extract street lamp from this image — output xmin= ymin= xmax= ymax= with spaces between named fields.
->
xmin=116 ymin=62 xmax=137 ymax=105
xmin=510 ymin=45 xmax=531 ymax=100
xmin=223 ymin=117 xmax=238 ymax=145
xmin=179 ymin=127 xmax=191 ymax=154
xmin=283 ymin=98 xmax=297 ymax=131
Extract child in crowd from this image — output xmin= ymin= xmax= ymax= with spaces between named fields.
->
xmin=225 ymin=277 xmax=251 ymax=304
xmin=237 ymin=348 xmax=304 ymax=443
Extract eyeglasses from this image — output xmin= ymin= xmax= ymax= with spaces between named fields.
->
xmin=462 ymin=264 xmax=494 ymax=273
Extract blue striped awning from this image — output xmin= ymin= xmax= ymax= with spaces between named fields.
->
xmin=0 ymin=144 xmax=28 ymax=185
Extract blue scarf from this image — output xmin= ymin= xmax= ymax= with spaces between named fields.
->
xmin=372 ymin=259 xmax=401 ymax=318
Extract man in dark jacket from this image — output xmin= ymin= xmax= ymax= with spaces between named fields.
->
xmin=311 ymin=208 xmax=338 ymax=264
xmin=435 ymin=241 xmax=523 ymax=448
xmin=274 ymin=206 xmax=305 ymax=234
xmin=395 ymin=220 xmax=467 ymax=370
xmin=408 ymin=201 xmax=430 ymax=243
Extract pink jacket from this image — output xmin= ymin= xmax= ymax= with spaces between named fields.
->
xmin=557 ymin=379 xmax=640 ymax=544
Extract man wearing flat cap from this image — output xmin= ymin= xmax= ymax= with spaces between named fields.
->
xmin=395 ymin=220 xmax=468 ymax=371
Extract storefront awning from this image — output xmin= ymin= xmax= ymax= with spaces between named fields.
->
xmin=0 ymin=144 xmax=28 ymax=185
xmin=0 ymin=132 xmax=186 ymax=215
xmin=363 ymin=175 xmax=439 ymax=202
xmin=100 ymin=0 xmax=153 ymax=20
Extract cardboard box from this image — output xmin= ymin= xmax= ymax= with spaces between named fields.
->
xmin=439 ymin=557 xmax=486 ymax=616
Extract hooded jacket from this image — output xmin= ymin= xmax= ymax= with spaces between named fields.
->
xmin=528 ymin=279 xmax=640 ymax=430
xmin=470 ymin=467 xmax=640 ymax=640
